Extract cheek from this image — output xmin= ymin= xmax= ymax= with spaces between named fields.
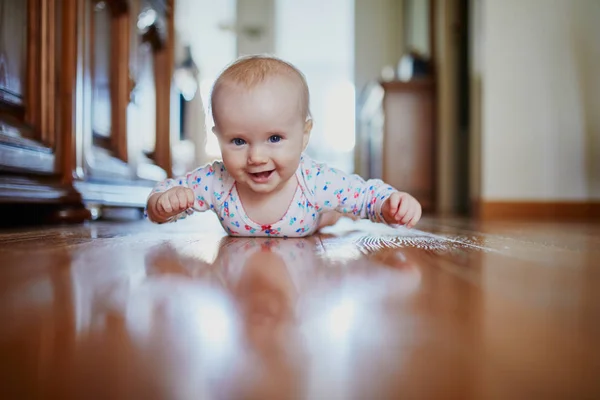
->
xmin=221 ymin=149 xmax=246 ymax=170
xmin=274 ymin=145 xmax=302 ymax=170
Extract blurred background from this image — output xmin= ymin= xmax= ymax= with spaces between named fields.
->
xmin=0 ymin=0 xmax=598 ymax=223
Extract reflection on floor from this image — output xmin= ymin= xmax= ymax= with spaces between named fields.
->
xmin=0 ymin=214 xmax=599 ymax=399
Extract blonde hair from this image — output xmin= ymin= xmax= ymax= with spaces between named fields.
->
xmin=211 ymin=55 xmax=311 ymax=121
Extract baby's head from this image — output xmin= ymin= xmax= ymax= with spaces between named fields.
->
xmin=210 ymin=55 xmax=314 ymax=195
xmin=211 ymin=55 xmax=311 ymax=124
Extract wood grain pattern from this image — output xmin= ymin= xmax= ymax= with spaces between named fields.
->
xmin=152 ymin=0 xmax=173 ymax=177
xmin=24 ymin=0 xmax=56 ymax=148
xmin=110 ymin=7 xmax=130 ymax=162
xmin=26 ymin=0 xmax=41 ymax=130
xmin=60 ymin=0 xmax=78 ymax=183
xmin=0 ymin=215 xmax=599 ymax=398
xmin=40 ymin=0 xmax=57 ymax=148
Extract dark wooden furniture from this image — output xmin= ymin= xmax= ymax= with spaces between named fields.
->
xmin=355 ymin=78 xmax=436 ymax=214
xmin=381 ymin=79 xmax=436 ymax=213
xmin=0 ymin=0 xmax=175 ymax=224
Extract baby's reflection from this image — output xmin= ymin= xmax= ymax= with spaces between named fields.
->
xmin=218 ymin=238 xmax=314 ymax=353
xmin=144 ymin=236 xmax=422 ymax=398
xmin=146 ymin=238 xmax=315 ymax=324
xmin=145 ymin=237 xmax=316 ymax=397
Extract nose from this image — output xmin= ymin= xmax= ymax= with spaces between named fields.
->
xmin=247 ymin=144 xmax=268 ymax=165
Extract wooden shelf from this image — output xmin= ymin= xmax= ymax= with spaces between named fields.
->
xmin=0 ymin=0 xmax=175 ymax=223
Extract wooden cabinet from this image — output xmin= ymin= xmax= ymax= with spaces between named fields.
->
xmin=381 ymin=79 xmax=436 ymax=213
xmin=0 ymin=0 xmax=68 ymax=191
xmin=357 ymin=79 xmax=436 ymax=214
xmin=0 ymin=0 xmax=175 ymax=224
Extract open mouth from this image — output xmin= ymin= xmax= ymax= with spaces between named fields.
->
xmin=249 ymin=170 xmax=274 ymax=182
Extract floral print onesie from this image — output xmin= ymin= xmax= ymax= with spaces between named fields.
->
xmin=146 ymin=153 xmax=397 ymax=237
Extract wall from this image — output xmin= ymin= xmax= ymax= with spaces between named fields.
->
xmin=478 ymin=0 xmax=600 ymax=201
xmin=404 ymin=0 xmax=430 ymax=57
xmin=354 ymin=0 xmax=405 ymax=175
xmin=354 ymin=0 xmax=404 ymax=94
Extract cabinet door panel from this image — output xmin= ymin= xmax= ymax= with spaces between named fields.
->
xmin=128 ymin=0 xmax=172 ymax=179
xmin=91 ymin=2 xmax=112 ymax=140
xmin=0 ymin=0 xmax=27 ymax=109
xmin=0 ymin=0 xmax=58 ymax=176
xmin=77 ymin=0 xmax=131 ymax=181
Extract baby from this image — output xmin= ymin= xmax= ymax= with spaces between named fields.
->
xmin=145 ymin=55 xmax=422 ymax=237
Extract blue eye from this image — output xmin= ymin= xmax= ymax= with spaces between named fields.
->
xmin=232 ymin=138 xmax=246 ymax=146
xmin=269 ymin=135 xmax=282 ymax=143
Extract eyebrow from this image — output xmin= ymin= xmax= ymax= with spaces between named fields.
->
xmin=221 ymin=128 xmax=287 ymax=136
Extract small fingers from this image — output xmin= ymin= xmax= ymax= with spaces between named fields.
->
xmin=170 ymin=192 xmax=181 ymax=212
xmin=395 ymin=197 xmax=410 ymax=223
xmin=389 ymin=194 xmax=401 ymax=215
xmin=406 ymin=205 xmax=422 ymax=228
xmin=159 ymin=198 xmax=172 ymax=215
xmin=400 ymin=212 xmax=414 ymax=226
xmin=176 ymin=189 xmax=189 ymax=211
xmin=186 ymin=188 xmax=195 ymax=208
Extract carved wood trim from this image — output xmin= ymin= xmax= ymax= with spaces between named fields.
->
xmin=152 ymin=0 xmax=173 ymax=177
xmin=26 ymin=0 xmax=40 ymax=124
xmin=25 ymin=0 xmax=57 ymax=148
xmin=110 ymin=9 xmax=130 ymax=162
xmin=41 ymin=0 xmax=57 ymax=148
xmin=60 ymin=0 xmax=79 ymax=183
xmin=25 ymin=0 xmax=41 ymax=140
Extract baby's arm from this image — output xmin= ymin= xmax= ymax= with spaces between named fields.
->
xmin=145 ymin=163 xmax=219 ymax=223
xmin=314 ymin=164 xmax=421 ymax=227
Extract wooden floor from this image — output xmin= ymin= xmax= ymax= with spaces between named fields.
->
xmin=0 ymin=214 xmax=599 ymax=399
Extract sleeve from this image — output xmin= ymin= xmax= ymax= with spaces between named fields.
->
xmin=144 ymin=161 xmax=226 ymax=223
xmin=313 ymin=163 xmax=397 ymax=224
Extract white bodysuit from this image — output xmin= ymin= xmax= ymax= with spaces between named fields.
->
xmin=146 ymin=153 xmax=397 ymax=237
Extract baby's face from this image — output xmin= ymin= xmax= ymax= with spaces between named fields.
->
xmin=212 ymin=75 xmax=311 ymax=196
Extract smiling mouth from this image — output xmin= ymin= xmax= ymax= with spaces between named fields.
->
xmin=249 ymin=170 xmax=274 ymax=182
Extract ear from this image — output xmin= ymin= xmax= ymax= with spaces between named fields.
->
xmin=302 ymin=119 xmax=313 ymax=151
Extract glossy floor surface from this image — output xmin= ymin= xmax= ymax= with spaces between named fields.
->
xmin=0 ymin=214 xmax=599 ymax=399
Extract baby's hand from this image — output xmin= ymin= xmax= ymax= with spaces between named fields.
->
xmin=148 ymin=187 xmax=195 ymax=223
xmin=382 ymin=192 xmax=422 ymax=228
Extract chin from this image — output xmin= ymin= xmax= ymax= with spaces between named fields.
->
xmin=249 ymin=183 xmax=278 ymax=194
